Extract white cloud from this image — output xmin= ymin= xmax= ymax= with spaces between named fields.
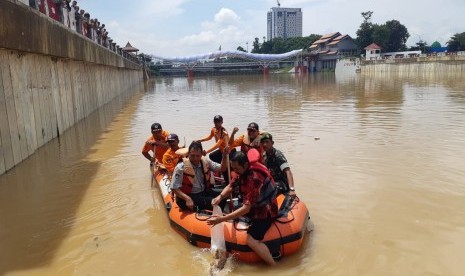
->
xmin=279 ymin=0 xmax=322 ymax=6
xmin=180 ymin=31 xmax=217 ymax=46
xmin=139 ymin=0 xmax=188 ymax=18
xmin=173 ymin=8 xmax=246 ymax=55
xmin=214 ymin=8 xmax=241 ymax=25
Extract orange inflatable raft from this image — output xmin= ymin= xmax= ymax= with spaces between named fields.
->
xmin=152 ymin=167 xmax=310 ymax=263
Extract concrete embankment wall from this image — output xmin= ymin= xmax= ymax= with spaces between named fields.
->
xmin=0 ymin=0 xmax=143 ymax=175
xmin=361 ymin=55 xmax=465 ymax=75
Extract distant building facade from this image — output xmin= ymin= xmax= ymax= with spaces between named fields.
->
xmin=307 ymin=32 xmax=358 ymax=71
xmin=364 ymin=43 xmax=382 ymax=60
xmin=267 ymin=7 xmax=302 ymax=41
xmin=364 ymin=43 xmax=421 ymax=60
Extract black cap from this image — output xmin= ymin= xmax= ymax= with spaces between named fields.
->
xmin=151 ymin=123 xmax=162 ymax=131
xmin=167 ymin=133 xmax=179 ymax=141
xmin=260 ymin=132 xmax=273 ymax=142
xmin=247 ymin=122 xmax=259 ymax=131
xmin=213 ymin=115 xmax=223 ymax=122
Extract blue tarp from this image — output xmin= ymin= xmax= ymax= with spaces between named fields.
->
xmin=428 ymin=47 xmax=448 ymax=53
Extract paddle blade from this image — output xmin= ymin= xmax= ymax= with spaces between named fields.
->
xmin=211 ymin=205 xmax=226 ymax=252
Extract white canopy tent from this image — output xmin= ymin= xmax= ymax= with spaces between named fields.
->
xmin=151 ymin=49 xmax=303 ymax=64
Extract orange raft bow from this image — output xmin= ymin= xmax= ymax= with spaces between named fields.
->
xmin=151 ymin=159 xmax=310 ymax=263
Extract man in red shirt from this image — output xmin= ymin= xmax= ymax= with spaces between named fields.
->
xmin=208 ymin=149 xmax=278 ymax=266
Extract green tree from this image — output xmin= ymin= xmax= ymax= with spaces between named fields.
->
xmin=384 ymin=20 xmax=409 ymax=51
xmin=252 ymin=37 xmax=261 ymax=53
xmin=236 ymin=46 xmax=246 ymax=52
xmin=416 ymin=40 xmax=429 ymax=53
xmin=251 ymin=34 xmax=320 ymax=54
xmin=271 ymin=38 xmax=287 ymax=53
xmin=356 ymin=11 xmax=374 ymax=49
xmin=356 ymin=12 xmax=409 ymax=52
xmin=447 ymin=32 xmax=465 ymax=51
xmin=408 ymin=38 xmax=433 ymax=52
xmin=286 ymin=36 xmax=315 ymax=51
xmin=149 ymin=64 xmax=161 ymax=76
xmin=261 ymin=40 xmax=273 ymax=53
xmin=371 ymin=24 xmax=389 ymax=50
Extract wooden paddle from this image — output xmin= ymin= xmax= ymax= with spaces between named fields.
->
xmin=151 ymin=143 xmax=156 ymax=188
xmin=223 ymin=136 xmax=233 ymax=212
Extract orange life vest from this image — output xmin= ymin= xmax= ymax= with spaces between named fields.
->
xmin=180 ymin=157 xmax=211 ymax=194
xmin=241 ymin=132 xmax=262 ymax=152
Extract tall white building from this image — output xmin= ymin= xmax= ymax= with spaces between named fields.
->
xmin=267 ymin=7 xmax=302 ymax=41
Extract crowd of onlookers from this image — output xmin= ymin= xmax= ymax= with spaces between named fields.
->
xmin=18 ymin=0 xmax=140 ymax=64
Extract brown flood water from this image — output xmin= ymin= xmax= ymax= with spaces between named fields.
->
xmin=1 ymin=72 xmax=465 ymax=276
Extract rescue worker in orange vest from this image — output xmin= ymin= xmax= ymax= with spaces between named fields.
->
xmin=196 ymin=115 xmax=236 ymax=183
xmin=170 ymin=141 xmax=228 ymax=211
xmin=229 ymin=122 xmax=265 ymax=161
xmin=141 ymin=123 xmax=170 ymax=165
xmin=161 ymin=133 xmax=184 ymax=176
xmin=197 ymin=115 xmax=229 ymax=162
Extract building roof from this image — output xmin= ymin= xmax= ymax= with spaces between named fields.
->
xmin=327 ymin=35 xmax=351 ymax=46
xmin=122 ymin=42 xmax=139 ymax=52
xmin=321 ymin=32 xmax=340 ymax=39
xmin=311 ymin=32 xmax=344 ymax=47
xmin=364 ymin=43 xmax=382 ymax=50
xmin=332 ymin=34 xmax=348 ymax=42
xmin=327 ymin=41 xmax=338 ymax=46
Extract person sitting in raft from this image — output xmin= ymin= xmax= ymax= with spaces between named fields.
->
xmin=161 ymin=133 xmax=183 ymax=176
xmin=208 ymin=148 xmax=278 ymax=266
xmin=229 ymin=122 xmax=265 ymax=161
xmin=260 ymin=132 xmax=296 ymax=196
xmin=142 ymin=123 xmax=170 ymax=166
xmin=196 ymin=115 xmax=235 ymax=183
xmin=170 ymin=141 xmax=229 ymax=211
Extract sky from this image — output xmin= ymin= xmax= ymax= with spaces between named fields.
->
xmin=77 ymin=0 xmax=465 ymax=57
